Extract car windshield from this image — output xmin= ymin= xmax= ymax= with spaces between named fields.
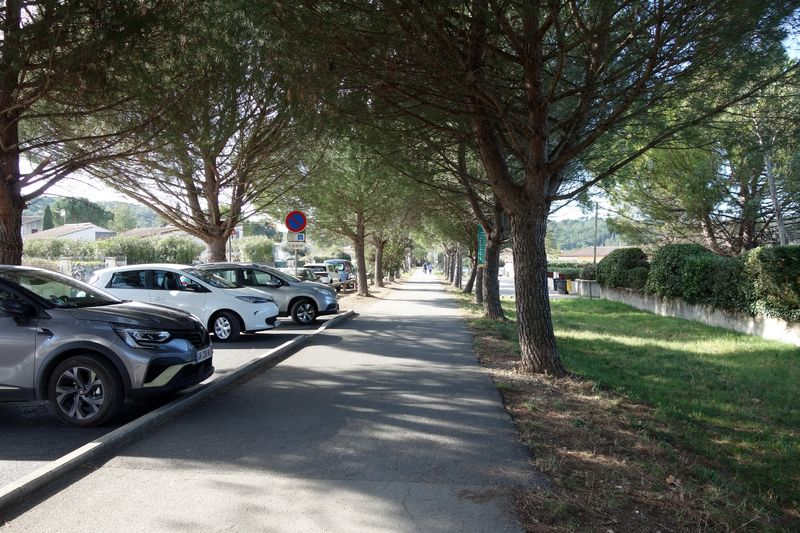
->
xmin=183 ymin=268 xmax=240 ymax=289
xmin=0 ymin=269 xmax=120 ymax=308
xmin=262 ymin=267 xmax=299 ymax=283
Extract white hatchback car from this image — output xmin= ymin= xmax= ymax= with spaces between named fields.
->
xmin=90 ymin=264 xmax=280 ymax=342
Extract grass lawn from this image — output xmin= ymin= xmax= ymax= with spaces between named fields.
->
xmin=462 ymin=295 xmax=800 ymax=531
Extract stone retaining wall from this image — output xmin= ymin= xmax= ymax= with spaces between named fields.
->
xmin=572 ymin=279 xmax=800 ymax=347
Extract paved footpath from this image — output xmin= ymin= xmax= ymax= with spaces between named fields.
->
xmin=1 ymin=273 xmax=541 ymax=532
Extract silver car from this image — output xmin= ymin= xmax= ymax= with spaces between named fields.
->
xmin=197 ymin=263 xmax=339 ymax=325
xmin=0 ymin=267 xmax=213 ymax=427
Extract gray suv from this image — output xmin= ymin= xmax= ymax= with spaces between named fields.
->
xmin=0 ymin=267 xmax=213 ymax=427
xmin=197 ymin=263 xmax=339 ymax=325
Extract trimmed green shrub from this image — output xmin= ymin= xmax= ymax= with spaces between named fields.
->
xmin=547 ymin=261 xmax=592 ymax=272
xmin=680 ymin=253 xmax=749 ymax=312
xmin=554 ymin=267 xmax=581 ymax=280
xmin=235 ymin=237 xmax=275 ymax=264
xmin=745 ymin=246 xmax=800 ymax=322
xmin=155 ymin=236 xmax=204 ymax=265
xmin=580 ymin=264 xmax=597 ymax=280
xmin=95 ymin=237 xmax=158 ymax=264
xmin=24 ymin=239 xmax=68 ymax=259
xmin=596 ymin=247 xmax=649 ymax=288
xmin=626 ymin=266 xmax=649 ymax=290
xmin=646 ymin=243 xmax=711 ymax=298
xmin=61 ymin=240 xmax=96 ymax=260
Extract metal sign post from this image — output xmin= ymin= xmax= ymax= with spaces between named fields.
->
xmin=285 ymin=211 xmax=308 ymax=276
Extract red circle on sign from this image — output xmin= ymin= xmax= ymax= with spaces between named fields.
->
xmin=285 ymin=210 xmax=307 ymax=233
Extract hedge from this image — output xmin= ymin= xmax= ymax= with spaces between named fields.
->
xmin=745 ymin=246 xmax=800 ymax=322
xmin=25 ymin=236 xmax=205 ymax=265
xmin=95 ymin=237 xmax=160 ymax=264
xmin=234 ymin=237 xmax=275 ymax=264
xmin=645 ymin=243 xmax=711 ymax=298
xmin=155 ymin=236 xmax=205 ymax=265
xmin=547 ymin=261 xmax=592 ymax=271
xmin=680 ymin=253 xmax=749 ymax=313
xmin=580 ymin=264 xmax=597 ymax=281
xmin=596 ymin=247 xmax=649 ymax=288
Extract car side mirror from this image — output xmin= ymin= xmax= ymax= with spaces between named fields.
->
xmin=265 ymin=281 xmax=282 ymax=288
xmin=1 ymin=299 xmax=35 ymax=317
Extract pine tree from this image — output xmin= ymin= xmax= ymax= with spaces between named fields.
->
xmin=42 ymin=205 xmax=54 ymax=230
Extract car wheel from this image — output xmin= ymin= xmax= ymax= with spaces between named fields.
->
xmin=211 ymin=311 xmax=241 ymax=342
xmin=48 ymin=355 xmax=123 ymax=427
xmin=291 ymin=298 xmax=317 ymax=325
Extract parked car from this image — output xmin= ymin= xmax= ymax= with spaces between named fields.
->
xmin=0 ymin=266 xmax=213 ymax=427
xmin=303 ymin=263 xmax=339 ymax=287
xmin=196 ymin=263 xmax=339 ymax=325
xmin=324 ymin=259 xmax=357 ymax=291
xmin=89 ymin=264 xmax=279 ymax=342
xmin=293 ymin=267 xmax=319 ymax=283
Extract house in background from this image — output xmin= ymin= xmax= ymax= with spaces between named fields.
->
xmin=24 ymin=223 xmax=116 ymax=242
xmin=21 ymin=215 xmax=43 ymax=237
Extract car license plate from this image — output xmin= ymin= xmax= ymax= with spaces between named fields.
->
xmin=196 ymin=346 xmax=212 ymax=362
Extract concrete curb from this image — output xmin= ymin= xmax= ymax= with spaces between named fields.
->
xmin=0 ymin=310 xmax=357 ymax=515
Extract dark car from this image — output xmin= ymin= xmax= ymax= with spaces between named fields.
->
xmin=0 ymin=266 xmax=213 ymax=427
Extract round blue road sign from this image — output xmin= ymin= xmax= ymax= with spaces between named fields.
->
xmin=285 ymin=210 xmax=307 ymax=232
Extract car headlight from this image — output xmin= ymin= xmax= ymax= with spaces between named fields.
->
xmin=114 ymin=327 xmax=171 ymax=348
xmin=235 ymin=295 xmax=273 ymax=304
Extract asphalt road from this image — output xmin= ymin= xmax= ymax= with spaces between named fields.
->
xmin=0 ymin=316 xmax=333 ymax=490
xmin=2 ymin=273 xmax=542 ymax=532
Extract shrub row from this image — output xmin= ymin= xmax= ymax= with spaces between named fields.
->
xmin=596 ymin=248 xmax=650 ymax=290
xmin=24 ymin=236 xmax=205 ymax=265
xmin=745 ymin=245 xmax=800 ymax=322
xmin=234 ymin=237 xmax=275 ymax=264
xmin=596 ymin=244 xmax=800 ymax=321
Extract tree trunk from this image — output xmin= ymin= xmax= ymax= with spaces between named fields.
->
xmin=454 ymin=245 xmax=463 ymax=288
xmin=374 ymin=240 xmax=385 ymax=287
xmin=205 ymin=235 xmax=229 ymax=262
xmin=443 ymin=252 xmax=449 ymax=280
xmin=0 ymin=2 xmax=24 ymax=265
xmin=448 ymin=250 xmax=456 ymax=283
xmin=766 ymin=152 xmax=789 ymax=245
xmin=475 ymin=265 xmax=484 ymax=305
xmin=483 ymin=235 xmax=504 ymax=320
xmin=463 ymin=256 xmax=477 ymax=293
xmin=354 ymin=214 xmax=369 ymax=296
xmin=510 ymin=208 xmax=566 ymax=376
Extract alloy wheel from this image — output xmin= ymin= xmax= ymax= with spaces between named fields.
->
xmin=297 ymin=302 xmax=315 ymax=323
xmin=55 ymin=366 xmax=105 ymax=421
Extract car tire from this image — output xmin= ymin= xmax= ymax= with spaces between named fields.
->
xmin=211 ymin=311 xmax=241 ymax=342
xmin=48 ymin=355 xmax=123 ymax=427
xmin=291 ymin=298 xmax=317 ymax=325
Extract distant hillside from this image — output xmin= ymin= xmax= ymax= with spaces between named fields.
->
xmin=547 ymin=217 xmax=625 ymax=251
xmin=25 ymin=196 xmax=161 ymax=228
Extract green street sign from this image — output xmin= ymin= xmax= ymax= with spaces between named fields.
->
xmin=477 ymin=225 xmax=487 ymax=265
